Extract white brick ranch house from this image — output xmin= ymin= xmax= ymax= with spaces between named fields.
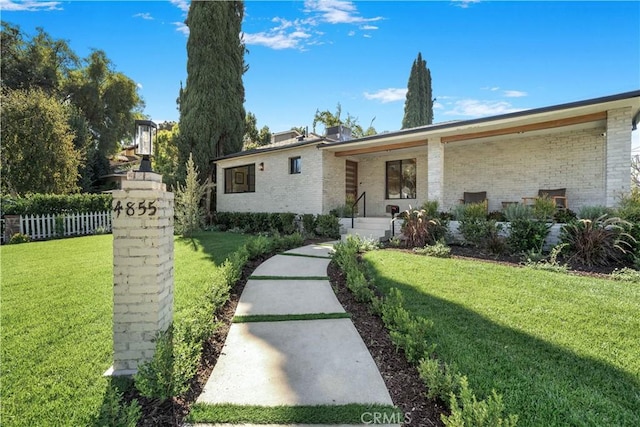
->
xmin=214 ymin=91 xmax=640 ymax=227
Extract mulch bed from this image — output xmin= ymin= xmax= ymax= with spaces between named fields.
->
xmin=126 ymin=239 xmax=627 ymax=426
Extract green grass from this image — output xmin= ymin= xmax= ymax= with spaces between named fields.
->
xmin=250 ymin=275 xmax=330 ymax=280
xmin=187 ymin=403 xmax=401 ymax=423
xmin=232 ymin=312 xmax=350 ymax=323
xmin=0 ymin=231 xmax=250 ymax=427
xmin=363 ymin=250 xmax=640 ymax=426
xmin=279 ymin=252 xmax=332 ymax=259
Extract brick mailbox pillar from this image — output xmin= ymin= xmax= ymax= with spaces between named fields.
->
xmin=109 ymin=171 xmax=174 ymax=376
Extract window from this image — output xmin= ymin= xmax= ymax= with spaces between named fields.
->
xmin=289 ymin=156 xmax=301 ymax=174
xmin=386 ymin=159 xmax=416 ymax=199
xmin=224 ymin=164 xmax=255 ymax=193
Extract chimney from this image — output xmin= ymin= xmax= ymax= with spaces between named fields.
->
xmin=326 ymin=125 xmax=352 ymax=142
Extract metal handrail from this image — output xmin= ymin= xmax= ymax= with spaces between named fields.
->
xmin=351 ymin=191 xmax=366 ymax=228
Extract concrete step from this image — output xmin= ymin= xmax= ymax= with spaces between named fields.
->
xmin=353 ymin=217 xmax=394 ymax=227
xmin=342 ymin=228 xmax=389 ymax=242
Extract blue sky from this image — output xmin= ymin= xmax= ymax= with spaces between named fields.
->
xmin=2 ymin=0 xmax=639 ymax=151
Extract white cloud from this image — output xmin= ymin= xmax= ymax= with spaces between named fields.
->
xmin=173 ymin=22 xmax=189 ymax=36
xmin=136 ymin=83 xmax=143 ymax=90
xmin=361 ymin=25 xmax=378 ymax=30
xmin=503 ymin=90 xmax=528 ymax=98
xmin=444 ymin=99 xmax=522 ymax=117
xmin=244 ymin=31 xmax=311 ymax=50
xmin=364 ymin=88 xmax=407 ymax=103
xmin=347 ymin=30 xmax=355 ymax=36
xmin=0 ymin=0 xmax=61 ymax=11
xmin=363 ymin=34 xmax=372 ymax=38
xmin=169 ymin=0 xmax=189 ymax=13
xmin=245 ymin=17 xmax=317 ymax=50
xmin=133 ymin=12 xmax=153 ymax=21
xmin=434 ymin=101 xmax=445 ymax=110
xmin=452 ymin=0 xmax=481 ymax=9
xmin=304 ymin=0 xmax=382 ymax=24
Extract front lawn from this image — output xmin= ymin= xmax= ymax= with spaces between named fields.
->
xmin=0 ymin=232 xmax=250 ymax=427
xmin=364 ymin=250 xmax=640 ymax=426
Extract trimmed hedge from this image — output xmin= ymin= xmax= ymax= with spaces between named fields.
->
xmin=1 ymin=193 xmax=112 ymax=215
xmin=212 ymin=211 xmax=339 ymax=238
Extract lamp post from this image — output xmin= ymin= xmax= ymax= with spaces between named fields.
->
xmin=134 ymin=119 xmax=157 ymax=172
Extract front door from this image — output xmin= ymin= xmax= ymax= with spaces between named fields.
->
xmin=345 ymin=160 xmax=358 ymax=201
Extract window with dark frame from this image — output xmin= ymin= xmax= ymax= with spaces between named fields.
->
xmin=224 ymin=164 xmax=255 ymax=193
xmin=289 ymin=156 xmax=301 ymax=174
xmin=386 ymin=159 xmax=416 ymax=199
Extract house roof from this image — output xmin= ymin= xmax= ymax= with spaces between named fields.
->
xmin=214 ymin=90 xmax=640 ymax=162
xmin=214 ymin=134 xmax=326 ymax=162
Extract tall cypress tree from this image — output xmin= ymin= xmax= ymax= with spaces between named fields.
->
xmin=178 ymin=1 xmax=246 ymax=183
xmin=401 ymin=52 xmax=433 ymax=129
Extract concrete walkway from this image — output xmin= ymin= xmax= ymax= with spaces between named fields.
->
xmin=195 ymin=243 xmax=398 ymax=426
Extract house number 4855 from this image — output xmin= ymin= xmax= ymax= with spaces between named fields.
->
xmin=113 ymin=200 xmax=157 ymax=218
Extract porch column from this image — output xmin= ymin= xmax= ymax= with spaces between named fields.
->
xmin=605 ymin=107 xmax=632 ymax=207
xmin=427 ymin=137 xmax=445 ymax=207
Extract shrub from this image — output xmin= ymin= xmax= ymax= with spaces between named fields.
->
xmin=135 ymin=328 xmax=175 ymax=400
xmin=418 ymin=358 xmax=463 ymax=402
xmin=1 ymin=193 xmax=112 ymax=215
xmin=174 ymin=154 xmax=207 ymax=237
xmin=532 ymin=195 xmax=556 ymax=221
xmin=524 ymin=243 xmax=569 ymax=273
xmin=456 ymin=203 xmax=503 ymax=251
xmin=553 ymin=208 xmax=577 ymax=223
xmin=414 ymin=241 xmax=451 ymax=258
xmin=8 ymin=233 xmax=30 ymax=244
xmin=442 ymin=377 xmax=518 ymax=427
xmin=94 ymin=385 xmax=141 ymax=427
xmin=616 ymin=188 xmax=640 ymax=255
xmin=503 ymin=203 xmax=533 ymax=222
xmin=401 ymin=207 xmax=447 ymax=248
xmin=487 ymin=210 xmax=506 ymax=222
xmin=377 ymin=288 xmax=436 ymax=363
xmin=315 ymin=214 xmax=340 ymax=239
xmin=610 ymin=267 xmax=640 ymax=283
xmin=421 ymin=200 xmax=440 ymax=217
xmin=578 ymin=205 xmax=613 ymax=220
xmin=279 ymin=212 xmax=297 ymax=235
xmin=301 ymin=214 xmax=317 ymax=237
xmin=560 ymin=215 xmax=634 ymax=266
xmin=506 ymin=218 xmax=550 ymax=254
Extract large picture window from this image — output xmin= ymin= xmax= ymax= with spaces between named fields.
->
xmin=386 ymin=159 xmax=416 ymax=199
xmin=224 ymin=164 xmax=255 ymax=193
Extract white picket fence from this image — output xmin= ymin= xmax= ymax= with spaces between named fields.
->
xmin=20 ymin=211 xmax=112 ymax=241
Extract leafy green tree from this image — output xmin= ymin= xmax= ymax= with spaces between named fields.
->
xmin=153 ymin=123 xmax=180 ymax=188
xmin=1 ymin=88 xmax=80 ymax=194
xmin=402 ymin=52 xmax=434 ymax=129
xmin=312 ymin=103 xmax=376 ymax=138
xmin=178 ymin=0 xmax=246 ymax=183
xmin=64 ymin=50 xmax=143 ymax=157
xmin=1 ymin=21 xmax=79 ymax=95
xmin=174 ymin=153 xmax=208 ymax=237
xmin=243 ymin=112 xmax=272 ymax=150
xmin=1 ymin=22 xmax=144 ymax=191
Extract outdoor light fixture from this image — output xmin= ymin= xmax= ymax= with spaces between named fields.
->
xmin=134 ymin=119 xmax=157 ymax=172
xmin=259 ymin=162 xmax=265 ymax=171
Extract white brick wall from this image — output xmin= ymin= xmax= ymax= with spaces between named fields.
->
xmin=216 ymin=145 xmax=324 ymax=214
xmin=442 ymin=127 xmax=607 ymax=212
xmin=216 ymin=119 xmax=631 ymax=217
xmin=112 ymin=172 xmax=174 ymax=374
xmin=605 ymin=107 xmax=632 ymax=206
xmin=355 ymin=149 xmax=429 ymax=217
